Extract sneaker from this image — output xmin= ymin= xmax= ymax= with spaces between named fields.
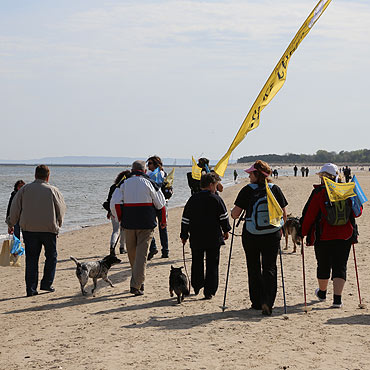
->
xmin=315 ymin=288 xmax=326 ymax=302
xmin=332 ymin=302 xmax=343 ymax=308
xmin=147 ymin=249 xmax=158 ymax=261
xmin=26 ymin=291 xmax=38 ymax=297
xmin=40 ymin=286 xmax=55 ymax=293
xmin=261 ymin=303 xmax=272 ymax=316
xmin=130 ymin=287 xmax=144 ymax=296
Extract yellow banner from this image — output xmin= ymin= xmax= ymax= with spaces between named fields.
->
xmin=191 ymin=156 xmax=202 ymax=181
xmin=266 ymin=179 xmax=283 ymax=226
xmin=214 ymin=0 xmax=332 ymax=177
xmin=165 ymin=168 xmax=175 ymax=188
xmin=323 ymin=177 xmax=356 ymax=202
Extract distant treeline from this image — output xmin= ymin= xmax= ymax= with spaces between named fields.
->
xmin=237 ymin=149 xmax=370 ymax=164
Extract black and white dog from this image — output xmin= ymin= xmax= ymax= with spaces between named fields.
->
xmin=70 ymin=254 xmax=121 ymax=296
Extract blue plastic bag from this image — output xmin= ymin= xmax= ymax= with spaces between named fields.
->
xmin=10 ymin=235 xmax=25 ymax=256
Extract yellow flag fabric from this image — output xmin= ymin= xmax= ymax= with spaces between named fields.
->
xmin=214 ymin=0 xmax=332 ymax=177
xmin=323 ymin=177 xmax=356 ymax=202
xmin=191 ymin=156 xmax=202 ymax=181
xmin=165 ymin=168 xmax=175 ymax=188
xmin=265 ymin=179 xmax=283 ymax=227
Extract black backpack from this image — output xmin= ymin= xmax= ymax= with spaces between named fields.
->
xmin=161 ymin=182 xmax=173 ymax=200
xmin=324 ymin=194 xmax=351 ymax=226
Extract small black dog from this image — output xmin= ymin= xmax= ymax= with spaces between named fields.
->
xmin=70 ymin=254 xmax=121 ymax=296
xmin=169 ymin=265 xmax=190 ymax=304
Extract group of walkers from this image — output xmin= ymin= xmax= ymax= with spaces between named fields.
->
xmin=182 ymin=160 xmax=361 ymax=315
xmin=4 ymin=159 xmax=362 ymax=316
xmin=293 ymin=165 xmax=309 ymax=177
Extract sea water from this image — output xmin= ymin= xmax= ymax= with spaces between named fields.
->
xmin=0 ymin=165 xmax=252 ymax=239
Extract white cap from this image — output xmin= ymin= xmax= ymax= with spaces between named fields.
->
xmin=318 ymin=163 xmax=338 ymax=177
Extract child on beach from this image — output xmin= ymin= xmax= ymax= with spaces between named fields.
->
xmin=180 ymin=172 xmax=231 ymax=299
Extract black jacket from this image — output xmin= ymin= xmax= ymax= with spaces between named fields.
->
xmin=181 ymin=190 xmax=231 ymax=248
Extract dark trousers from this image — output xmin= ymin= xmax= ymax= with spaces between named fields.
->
xmin=191 ymin=246 xmax=220 ymax=297
xmin=14 ymin=223 xmax=21 ymax=240
xmin=242 ymin=232 xmax=280 ymax=309
xmin=149 ymin=211 xmax=169 ymax=255
xmin=314 ymin=239 xmax=352 ymax=280
xmin=22 ymin=231 xmax=57 ymax=295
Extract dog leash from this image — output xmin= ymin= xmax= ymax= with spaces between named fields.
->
xmin=182 ymin=242 xmax=191 ymax=293
xmin=110 ymin=233 xmax=121 ymax=255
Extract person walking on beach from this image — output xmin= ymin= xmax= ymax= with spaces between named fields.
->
xmin=305 ymin=167 xmax=309 ymax=177
xmin=146 ymin=155 xmax=170 ymax=259
xmin=110 ymin=160 xmax=166 ymax=296
xmin=181 ymin=172 xmax=231 ymax=299
xmin=231 ymin=160 xmax=287 ymax=315
xmin=300 ymin=163 xmax=361 ymax=308
xmin=6 ymin=165 xmax=66 ymax=297
xmin=293 ymin=165 xmax=298 ymax=177
xmin=234 ymin=169 xmax=238 ymax=182
xmin=343 ymin=166 xmax=352 ymax=182
xmin=6 ymin=180 xmax=25 ymax=240
xmin=301 ymin=166 xmax=305 ymax=177
xmin=103 ymin=170 xmax=131 ymax=255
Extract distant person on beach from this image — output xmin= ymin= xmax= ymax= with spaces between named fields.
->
xmin=146 ymin=155 xmax=169 ymax=260
xmin=273 ymin=169 xmax=278 ymax=179
xmin=301 ymin=166 xmax=305 ymax=177
xmin=305 ymin=167 xmax=309 ymax=177
xmin=231 ymin=160 xmax=288 ymax=316
xmin=181 ymin=172 xmax=231 ymax=299
xmin=6 ymin=165 xmax=66 ymax=297
xmin=293 ymin=165 xmax=298 ymax=177
xmin=103 ymin=170 xmax=131 ymax=255
xmin=6 ymin=180 xmax=25 ymax=239
xmin=234 ymin=169 xmax=238 ymax=182
xmin=300 ymin=163 xmax=361 ymax=308
xmin=343 ymin=166 xmax=352 ymax=182
xmin=110 ymin=160 xmax=166 ymax=296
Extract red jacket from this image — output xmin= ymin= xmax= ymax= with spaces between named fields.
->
xmin=301 ymin=185 xmax=361 ymax=245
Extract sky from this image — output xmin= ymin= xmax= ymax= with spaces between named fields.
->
xmin=1 ymin=0 xmax=369 ymax=162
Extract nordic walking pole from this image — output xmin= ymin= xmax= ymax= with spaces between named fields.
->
xmin=278 ymin=246 xmax=287 ymax=315
xmin=352 ymin=244 xmax=366 ymax=309
xmin=301 ymin=241 xmax=308 ymax=313
xmin=222 ymin=218 xmax=236 ymax=312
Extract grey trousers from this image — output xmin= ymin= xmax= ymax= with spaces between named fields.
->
xmin=125 ymin=229 xmax=154 ymax=289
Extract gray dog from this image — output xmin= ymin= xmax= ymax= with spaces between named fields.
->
xmin=70 ymin=254 xmax=121 ymax=296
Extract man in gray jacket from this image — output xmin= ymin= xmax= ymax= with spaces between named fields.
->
xmin=7 ymin=165 xmax=66 ymax=297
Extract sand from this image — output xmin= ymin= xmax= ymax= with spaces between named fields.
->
xmin=1 ymin=171 xmax=370 ymax=370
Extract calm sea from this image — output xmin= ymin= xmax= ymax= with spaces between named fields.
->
xmin=0 ymin=165 xmax=255 ymax=240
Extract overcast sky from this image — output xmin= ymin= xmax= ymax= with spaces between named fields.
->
xmin=1 ymin=0 xmax=369 ymax=162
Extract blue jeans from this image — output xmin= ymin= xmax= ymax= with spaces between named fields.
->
xmin=22 ymin=231 xmax=57 ymax=295
xmin=149 ymin=209 xmax=169 ymax=255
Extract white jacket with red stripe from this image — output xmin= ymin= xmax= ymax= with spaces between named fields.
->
xmin=110 ymin=174 xmax=166 ymax=230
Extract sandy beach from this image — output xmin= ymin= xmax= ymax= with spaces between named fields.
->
xmin=1 ymin=171 xmax=370 ymax=370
